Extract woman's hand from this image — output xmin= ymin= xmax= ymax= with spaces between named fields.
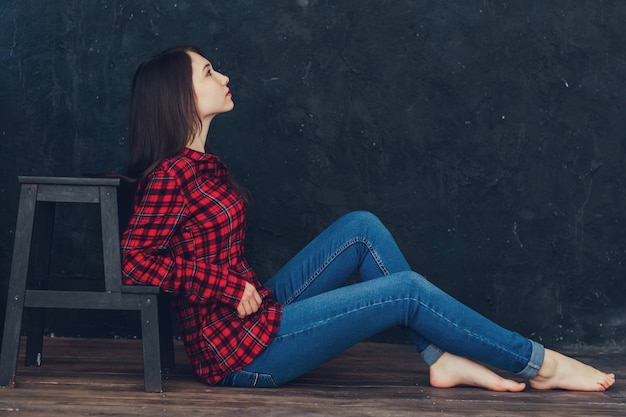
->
xmin=236 ymin=282 xmax=263 ymax=318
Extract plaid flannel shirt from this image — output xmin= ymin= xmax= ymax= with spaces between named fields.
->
xmin=121 ymin=147 xmax=282 ymax=385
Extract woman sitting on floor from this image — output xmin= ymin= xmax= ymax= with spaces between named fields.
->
xmin=120 ymin=45 xmax=615 ymax=391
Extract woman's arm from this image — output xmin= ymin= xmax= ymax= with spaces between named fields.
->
xmin=120 ymin=169 xmax=247 ymax=308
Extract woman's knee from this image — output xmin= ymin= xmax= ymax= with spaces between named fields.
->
xmin=340 ymin=210 xmax=386 ymax=233
xmin=341 ymin=210 xmax=378 ymax=222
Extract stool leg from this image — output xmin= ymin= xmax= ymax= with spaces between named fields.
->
xmin=25 ymin=201 xmax=55 ymax=367
xmin=24 ymin=280 xmax=46 ymax=367
xmin=157 ymin=293 xmax=176 ymax=371
xmin=140 ymin=294 xmax=163 ymax=392
xmin=0 ymin=184 xmax=37 ymax=387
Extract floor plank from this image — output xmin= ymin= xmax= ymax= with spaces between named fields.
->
xmin=0 ymin=337 xmax=624 ymax=416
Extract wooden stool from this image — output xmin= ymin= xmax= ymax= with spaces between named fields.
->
xmin=0 ymin=176 xmax=174 ymax=392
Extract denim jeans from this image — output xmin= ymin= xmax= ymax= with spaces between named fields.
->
xmin=217 ymin=211 xmax=544 ymax=387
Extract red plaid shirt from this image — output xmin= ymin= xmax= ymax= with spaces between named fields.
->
xmin=120 ymin=147 xmax=282 ymax=385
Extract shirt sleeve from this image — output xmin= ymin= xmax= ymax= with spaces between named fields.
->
xmin=120 ymin=169 xmax=247 ymax=308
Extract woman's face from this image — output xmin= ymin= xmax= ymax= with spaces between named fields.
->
xmin=188 ymin=51 xmax=234 ymax=121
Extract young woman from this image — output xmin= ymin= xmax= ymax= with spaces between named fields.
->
xmin=120 ymin=45 xmax=615 ymax=391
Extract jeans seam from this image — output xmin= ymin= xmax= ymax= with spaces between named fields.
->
xmin=418 ymin=301 xmax=531 ymax=365
xmin=274 ymin=298 xmax=398 ymax=339
xmin=276 ymin=293 xmax=420 ymax=340
xmin=283 ymin=237 xmax=389 ymax=305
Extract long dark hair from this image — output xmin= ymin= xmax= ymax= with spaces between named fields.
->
xmin=127 ymin=45 xmax=202 ymax=180
xmin=126 ymin=45 xmax=250 ymax=203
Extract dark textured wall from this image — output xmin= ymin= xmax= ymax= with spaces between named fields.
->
xmin=2 ymin=1 xmax=626 ymax=348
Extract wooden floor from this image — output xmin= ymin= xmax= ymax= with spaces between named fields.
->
xmin=0 ymin=337 xmax=624 ymax=416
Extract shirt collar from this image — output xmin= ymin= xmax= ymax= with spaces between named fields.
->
xmin=181 ymin=147 xmax=229 ymax=177
xmin=183 ymin=146 xmax=212 ymax=160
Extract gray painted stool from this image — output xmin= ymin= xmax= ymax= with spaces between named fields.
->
xmin=0 ymin=176 xmax=174 ymax=392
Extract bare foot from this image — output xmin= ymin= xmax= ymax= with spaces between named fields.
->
xmin=529 ymin=349 xmax=615 ymax=391
xmin=429 ymin=352 xmax=526 ymax=392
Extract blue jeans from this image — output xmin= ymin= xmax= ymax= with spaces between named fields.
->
xmin=217 ymin=211 xmax=544 ymax=387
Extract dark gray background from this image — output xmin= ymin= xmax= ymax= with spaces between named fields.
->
xmin=1 ymin=1 xmax=626 ymax=349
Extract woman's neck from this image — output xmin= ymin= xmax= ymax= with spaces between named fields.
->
xmin=186 ymin=137 xmax=206 ymax=152
xmin=186 ymin=119 xmax=211 ymax=153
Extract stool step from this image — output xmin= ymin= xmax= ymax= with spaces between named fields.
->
xmin=121 ymin=285 xmax=161 ymax=294
xmin=24 ymin=290 xmax=156 ymax=310
xmin=19 ymin=176 xmax=120 ymax=186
